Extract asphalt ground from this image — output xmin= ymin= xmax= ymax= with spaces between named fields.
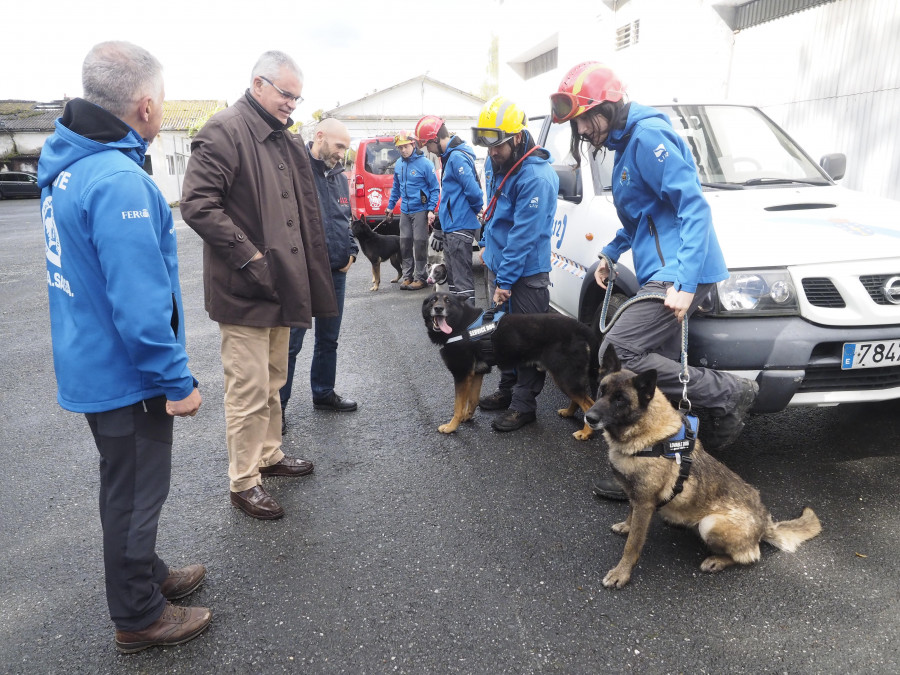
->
xmin=0 ymin=200 xmax=898 ymax=674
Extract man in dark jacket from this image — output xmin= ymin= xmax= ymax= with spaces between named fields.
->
xmin=181 ymin=51 xmax=338 ymax=520
xmin=280 ymin=118 xmax=359 ymax=424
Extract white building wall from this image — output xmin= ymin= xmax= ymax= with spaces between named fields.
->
xmin=727 ymin=0 xmax=900 ymax=200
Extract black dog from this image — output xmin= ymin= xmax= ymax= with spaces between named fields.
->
xmin=422 ymin=292 xmax=600 ymax=439
xmin=351 ymin=219 xmax=402 ymax=291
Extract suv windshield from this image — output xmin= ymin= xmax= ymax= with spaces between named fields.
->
xmin=659 ymin=104 xmax=829 ymax=186
xmin=364 ymin=141 xmax=400 ymax=175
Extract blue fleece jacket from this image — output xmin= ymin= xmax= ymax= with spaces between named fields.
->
xmin=388 ymin=148 xmax=439 ymax=214
xmin=438 ymin=136 xmax=483 ymax=233
xmin=601 ymin=102 xmax=728 ymax=292
xmin=37 ymin=99 xmax=195 ymax=413
xmin=480 ymin=130 xmax=559 ymax=290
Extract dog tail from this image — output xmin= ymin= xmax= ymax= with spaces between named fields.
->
xmin=763 ymin=507 xmax=822 ymax=552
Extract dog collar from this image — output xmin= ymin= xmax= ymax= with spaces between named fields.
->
xmin=446 ymin=309 xmax=506 ymax=344
xmin=635 ymin=413 xmax=698 ymax=508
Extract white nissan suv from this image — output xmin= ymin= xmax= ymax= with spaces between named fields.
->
xmin=535 ymin=104 xmax=900 ymax=413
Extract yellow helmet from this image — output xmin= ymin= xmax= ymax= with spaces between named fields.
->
xmin=472 ymin=95 xmax=528 ymax=147
xmin=393 ymin=130 xmax=418 ymax=147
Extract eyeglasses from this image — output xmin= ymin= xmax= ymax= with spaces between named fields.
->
xmin=259 ymin=76 xmax=304 ymax=104
xmin=471 ymin=127 xmax=517 ymax=148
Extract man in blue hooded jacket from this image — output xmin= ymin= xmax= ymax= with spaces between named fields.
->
xmin=385 ymin=131 xmax=439 ymax=290
xmin=416 ymin=115 xmax=484 ymax=304
xmin=550 ymin=62 xmax=758 ymax=499
xmin=473 ymin=96 xmax=560 ymax=432
xmin=38 ymin=41 xmax=210 ymax=652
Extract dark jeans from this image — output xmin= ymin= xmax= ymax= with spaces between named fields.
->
xmin=281 ymin=269 xmax=346 ymax=407
xmin=487 ymin=271 xmax=551 ymax=414
xmin=444 ymin=229 xmax=477 ymax=304
xmin=86 ymin=396 xmax=172 ymax=631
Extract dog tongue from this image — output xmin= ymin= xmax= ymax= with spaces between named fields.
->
xmin=437 ymin=317 xmax=453 ymax=334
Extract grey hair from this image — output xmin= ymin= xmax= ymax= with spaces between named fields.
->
xmin=82 ymin=41 xmax=164 ymax=118
xmin=251 ymin=51 xmax=303 ymax=84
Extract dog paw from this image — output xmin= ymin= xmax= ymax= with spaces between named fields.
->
xmin=369 ymin=285 xmax=379 ymax=291
xmin=572 ymin=428 xmax=593 ymax=441
xmin=557 ymin=406 xmax=575 ymax=418
xmin=602 ymin=566 xmax=632 ymax=589
xmin=611 ymin=521 xmax=630 ymax=535
xmin=438 ymin=423 xmax=458 ymax=434
xmin=700 ymin=555 xmax=735 ymax=573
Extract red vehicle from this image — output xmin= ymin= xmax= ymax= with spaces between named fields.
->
xmin=349 ymin=137 xmax=403 ymax=235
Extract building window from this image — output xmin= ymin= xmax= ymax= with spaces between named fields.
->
xmin=616 ymin=20 xmax=640 ymax=50
xmin=166 ymin=155 xmax=175 ymax=175
xmin=523 ymin=47 xmax=558 ymax=80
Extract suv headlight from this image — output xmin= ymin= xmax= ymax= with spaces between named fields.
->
xmin=706 ymin=269 xmax=799 ymax=317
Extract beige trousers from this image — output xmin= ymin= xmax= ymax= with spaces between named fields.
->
xmin=219 ymin=323 xmax=289 ymax=492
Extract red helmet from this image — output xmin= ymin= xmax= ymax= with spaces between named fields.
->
xmin=550 ymin=62 xmax=625 ymax=123
xmin=415 ymin=115 xmax=445 ymax=143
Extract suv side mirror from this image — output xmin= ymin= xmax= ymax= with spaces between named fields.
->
xmin=555 ymin=166 xmax=582 ymax=204
xmin=819 ymin=153 xmax=846 ymax=181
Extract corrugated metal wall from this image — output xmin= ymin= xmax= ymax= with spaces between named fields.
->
xmin=728 ymin=0 xmax=900 ymax=201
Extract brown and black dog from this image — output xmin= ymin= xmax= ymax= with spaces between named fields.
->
xmin=585 ymin=346 xmax=822 ymax=588
xmin=351 ymin=219 xmax=402 ymax=291
xmin=422 ymin=292 xmax=600 ymax=440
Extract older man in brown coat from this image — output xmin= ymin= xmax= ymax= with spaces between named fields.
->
xmin=181 ymin=50 xmax=337 ymax=520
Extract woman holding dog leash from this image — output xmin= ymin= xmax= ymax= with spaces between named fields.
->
xmin=549 ymin=62 xmax=759 ymax=500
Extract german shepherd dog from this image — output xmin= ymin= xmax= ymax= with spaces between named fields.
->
xmin=422 ymin=292 xmax=600 ymax=440
xmin=585 ymin=346 xmax=821 ymax=589
xmin=351 ymin=219 xmax=402 ymax=291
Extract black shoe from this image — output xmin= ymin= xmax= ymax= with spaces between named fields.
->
xmin=592 ymin=476 xmax=627 ymax=501
xmin=702 ymin=379 xmax=759 ymax=450
xmin=491 ymin=409 xmax=536 ymax=432
xmin=479 ymin=389 xmax=512 ymax=411
xmin=313 ymin=391 xmax=358 ymax=412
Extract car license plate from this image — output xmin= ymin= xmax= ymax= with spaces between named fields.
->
xmin=841 ymin=340 xmax=900 ymax=369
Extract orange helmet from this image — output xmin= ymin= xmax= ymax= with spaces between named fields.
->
xmin=415 ymin=115 xmax=445 ymax=143
xmin=550 ymin=62 xmax=625 ymax=123
xmin=393 ymin=130 xmax=418 ymax=147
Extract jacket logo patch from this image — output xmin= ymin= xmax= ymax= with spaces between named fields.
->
xmin=458 ymin=166 xmax=464 ymax=174
xmin=122 ymin=209 xmax=151 ymax=219
xmin=621 ymin=168 xmax=629 ymax=183
xmin=654 ymin=143 xmax=669 ymax=162
xmin=529 ymin=197 xmax=540 ymax=208
xmin=43 ymin=196 xmax=62 ymax=268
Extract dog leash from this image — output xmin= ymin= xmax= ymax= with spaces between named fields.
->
xmin=596 ymin=253 xmax=692 ymax=413
xmin=372 ymin=217 xmax=390 ymax=233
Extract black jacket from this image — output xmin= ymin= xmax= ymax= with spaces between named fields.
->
xmin=306 ymin=143 xmax=358 ymax=270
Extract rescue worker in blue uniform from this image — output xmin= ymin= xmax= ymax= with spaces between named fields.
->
xmin=474 ymin=96 xmax=560 ymax=432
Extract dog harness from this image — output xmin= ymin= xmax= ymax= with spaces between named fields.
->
xmin=634 ymin=413 xmax=699 ymax=509
xmin=445 ymin=309 xmax=506 ymax=345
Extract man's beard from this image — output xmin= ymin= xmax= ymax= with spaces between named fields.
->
xmin=490 ymin=147 xmax=517 ymax=174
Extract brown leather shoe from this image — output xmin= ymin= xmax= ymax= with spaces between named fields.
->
xmin=259 ymin=456 xmax=314 ymax=477
xmin=115 ymin=603 xmax=211 ymax=653
xmin=160 ymin=564 xmax=206 ymax=600
xmin=404 ymin=280 xmax=427 ymax=291
xmin=230 ymin=485 xmax=285 ymax=520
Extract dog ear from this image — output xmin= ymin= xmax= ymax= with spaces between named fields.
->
xmin=632 ymin=369 xmax=658 ymax=407
xmin=600 ymin=345 xmax=621 ymax=375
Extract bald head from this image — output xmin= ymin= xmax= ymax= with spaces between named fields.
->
xmin=312 ymin=118 xmax=351 ymax=168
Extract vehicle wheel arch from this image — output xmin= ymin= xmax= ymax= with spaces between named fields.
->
xmin=579 ymin=259 xmax=639 ymax=325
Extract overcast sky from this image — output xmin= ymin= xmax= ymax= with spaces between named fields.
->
xmin=6 ymin=0 xmax=501 ymax=116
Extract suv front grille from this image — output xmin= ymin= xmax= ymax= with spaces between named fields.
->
xmin=797 ymin=363 xmax=900 ymax=392
xmin=860 ymin=274 xmax=900 ymax=306
xmin=801 ymin=277 xmax=845 ymax=308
